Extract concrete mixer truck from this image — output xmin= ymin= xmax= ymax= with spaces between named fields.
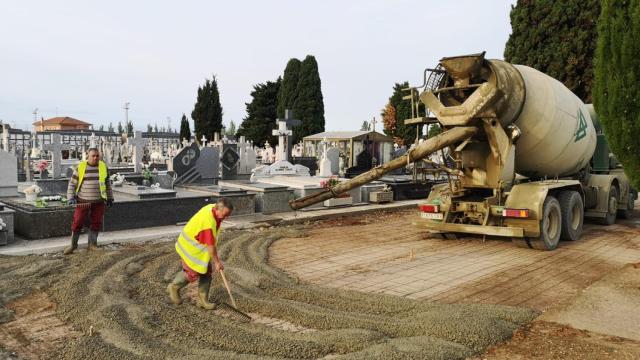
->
xmin=290 ymin=52 xmax=636 ymax=250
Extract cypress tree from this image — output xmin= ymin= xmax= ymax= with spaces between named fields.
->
xmin=226 ymin=120 xmax=237 ymax=137
xmin=126 ymin=121 xmax=133 ymax=136
xmin=504 ymin=0 xmax=600 ymax=102
xmin=594 ymin=0 xmax=640 ymax=187
xmin=277 ymin=59 xmax=302 ymax=118
xmin=146 ymin=124 xmax=153 ymax=132
xmin=237 ymin=78 xmax=281 ymax=146
xmin=292 ymin=55 xmax=325 ymax=143
xmin=191 ymin=76 xmax=224 ymax=143
xmin=179 ymin=113 xmax=191 ymax=142
xmin=117 ymin=121 xmax=123 ymax=134
xmin=107 ymin=122 xmax=114 ymax=132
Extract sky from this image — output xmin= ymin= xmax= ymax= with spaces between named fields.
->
xmin=1 ymin=0 xmax=515 ymax=133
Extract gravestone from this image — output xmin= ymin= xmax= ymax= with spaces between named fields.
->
xmin=326 ymin=147 xmax=340 ymax=175
xmin=1 ymin=124 xmax=9 ymax=152
xmin=221 ymin=143 xmax=239 ymax=180
xmin=318 ymin=138 xmax=332 ymax=177
xmin=195 ymin=146 xmax=220 ymax=180
xmin=42 ymin=133 xmax=71 ymax=179
xmin=273 ymin=109 xmax=301 ymax=162
xmin=345 ymin=148 xmax=373 ymax=178
xmin=0 ymin=150 xmax=18 ymax=197
xmin=89 ymin=132 xmax=98 ymax=148
xmin=127 ymin=131 xmax=149 ymax=173
xmin=245 ymin=144 xmax=257 ymax=172
xmin=169 ymin=142 xmax=200 ymax=177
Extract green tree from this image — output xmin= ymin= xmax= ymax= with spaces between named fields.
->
xmin=153 ymin=124 xmax=159 ymax=133
xmin=292 ymin=55 xmax=325 ymax=143
xmin=107 ymin=122 xmax=114 ymax=132
xmin=594 ymin=0 xmax=640 ymax=188
xmin=381 ymin=82 xmax=418 ymax=146
xmin=504 ymin=0 xmax=600 ymax=102
xmin=98 ymin=124 xmax=104 ymax=131
xmin=276 ymin=58 xmax=301 ymax=119
xmin=191 ymin=76 xmax=224 ymax=143
xmin=179 ymin=113 xmax=191 ymax=141
xmin=146 ymin=124 xmax=153 ymax=132
xmin=117 ymin=121 xmax=124 ymax=134
xmin=237 ymin=79 xmax=281 ymax=146
xmin=360 ymin=120 xmax=370 ymax=131
xmin=427 ymin=123 xmax=442 ymax=138
xmin=126 ymin=121 xmax=133 ymax=136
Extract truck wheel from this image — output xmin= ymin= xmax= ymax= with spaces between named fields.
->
xmin=529 ymin=196 xmax=562 ymax=251
xmin=601 ymin=186 xmax=618 ymax=226
xmin=617 ymin=190 xmax=635 ymax=219
xmin=558 ymin=191 xmax=583 ymax=241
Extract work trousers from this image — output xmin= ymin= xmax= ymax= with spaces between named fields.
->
xmin=71 ymin=201 xmax=105 ymax=232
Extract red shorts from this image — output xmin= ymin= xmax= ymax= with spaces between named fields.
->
xmin=181 ymin=260 xmax=212 ymax=282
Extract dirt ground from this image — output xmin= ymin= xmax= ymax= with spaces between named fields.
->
xmin=0 ymin=208 xmax=639 ymax=359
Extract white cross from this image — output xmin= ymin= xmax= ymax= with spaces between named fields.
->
xmin=127 ymin=131 xmax=149 ymax=173
xmin=43 ymin=133 xmax=71 ymax=178
xmin=200 ymin=135 xmax=208 ymax=147
xmin=272 ymin=120 xmax=292 ymax=161
xmin=371 ymin=116 xmax=377 ymax=133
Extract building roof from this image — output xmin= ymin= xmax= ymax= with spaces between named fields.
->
xmin=33 ymin=117 xmax=91 ymax=126
xmin=303 ymin=130 xmax=393 ymax=142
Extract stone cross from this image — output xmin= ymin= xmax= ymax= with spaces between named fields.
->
xmin=200 ymin=135 xmax=208 ymax=147
xmin=182 ymin=138 xmax=189 ymax=148
xmin=371 ymin=116 xmax=377 ymax=133
xmin=1 ymin=124 xmax=9 ymax=152
xmin=275 ymin=109 xmax=302 ymax=162
xmin=43 ymin=133 xmax=71 ymax=178
xmin=318 ymin=137 xmax=332 ymax=177
xmin=127 ymin=131 xmax=149 ymax=173
xmin=272 ymin=120 xmax=292 ymax=162
xmin=89 ymin=132 xmax=98 ymax=148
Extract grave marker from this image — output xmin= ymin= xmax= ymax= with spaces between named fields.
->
xmin=42 ymin=133 xmax=71 ymax=178
xmin=127 ymin=131 xmax=149 ymax=173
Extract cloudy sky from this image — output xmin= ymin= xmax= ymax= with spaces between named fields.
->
xmin=1 ymin=0 xmax=514 ymax=133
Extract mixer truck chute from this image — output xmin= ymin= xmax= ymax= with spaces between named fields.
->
xmin=289 ymin=52 xmax=635 ymax=250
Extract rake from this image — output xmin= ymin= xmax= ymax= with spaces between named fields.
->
xmin=218 ymin=269 xmax=252 ymax=322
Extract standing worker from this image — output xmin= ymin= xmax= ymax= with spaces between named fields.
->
xmin=167 ymin=198 xmax=233 ymax=310
xmin=63 ymin=148 xmax=114 ymax=255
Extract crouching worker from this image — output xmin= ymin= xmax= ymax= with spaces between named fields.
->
xmin=167 ymin=198 xmax=233 ymax=309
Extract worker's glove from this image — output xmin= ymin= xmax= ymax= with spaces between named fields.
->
xmin=67 ymin=198 xmax=77 ymax=206
xmin=106 ymin=199 xmax=114 ymax=208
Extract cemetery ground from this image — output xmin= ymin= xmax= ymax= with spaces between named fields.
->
xmin=0 ymin=207 xmax=639 ymax=359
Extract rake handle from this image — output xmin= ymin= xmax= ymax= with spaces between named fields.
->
xmin=219 ymin=269 xmax=237 ymax=308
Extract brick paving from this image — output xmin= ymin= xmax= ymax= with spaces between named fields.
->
xmin=270 ymin=211 xmax=640 ymax=311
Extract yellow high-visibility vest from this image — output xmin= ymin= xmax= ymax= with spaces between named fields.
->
xmin=175 ymin=204 xmax=221 ymax=274
xmin=76 ymin=160 xmax=108 ymax=199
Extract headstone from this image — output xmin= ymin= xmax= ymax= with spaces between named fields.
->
xmin=89 ymin=132 xmax=98 ymax=148
xmin=245 ymin=143 xmax=257 ymax=172
xmin=345 ymin=148 xmax=373 ymax=178
xmin=200 ymin=135 xmax=208 ymax=148
xmin=169 ymin=142 xmax=200 ymax=177
xmin=318 ymin=138 xmax=332 ymax=177
xmin=276 ymin=109 xmax=302 ymax=163
xmin=127 ymin=131 xmax=149 ymax=173
xmin=221 ymin=143 xmax=239 ymax=179
xmin=195 ymin=146 xmax=220 ymax=180
xmin=1 ymin=124 xmax=9 ymax=152
xmin=326 ymin=147 xmax=340 ymax=175
xmin=272 ymin=121 xmax=291 ymax=162
xmin=42 ymin=133 xmax=71 ymax=179
xmin=0 ymin=150 xmax=18 ymax=197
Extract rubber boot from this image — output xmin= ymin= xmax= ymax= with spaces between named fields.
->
xmin=167 ymin=271 xmax=188 ymax=305
xmin=196 ymin=275 xmax=216 ymax=310
xmin=87 ymin=230 xmax=99 ymax=251
xmin=63 ymin=232 xmax=81 ymax=255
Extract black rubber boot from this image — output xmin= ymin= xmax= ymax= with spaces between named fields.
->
xmin=167 ymin=271 xmax=188 ymax=305
xmin=88 ymin=230 xmax=99 ymax=251
xmin=63 ymin=232 xmax=81 ymax=255
xmin=196 ymin=274 xmax=216 ymax=310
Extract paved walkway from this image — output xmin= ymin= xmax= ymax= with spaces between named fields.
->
xmin=0 ymin=200 xmax=421 ymax=256
xmin=271 ymin=210 xmax=640 ymax=311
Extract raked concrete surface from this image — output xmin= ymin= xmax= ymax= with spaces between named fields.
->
xmin=0 ymin=200 xmax=422 ymax=256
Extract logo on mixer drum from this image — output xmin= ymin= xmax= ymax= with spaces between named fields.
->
xmin=575 ymin=109 xmax=588 ymax=142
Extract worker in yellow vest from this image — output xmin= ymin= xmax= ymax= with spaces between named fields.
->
xmin=64 ymin=148 xmax=114 ymax=255
xmin=167 ymin=198 xmax=234 ymax=309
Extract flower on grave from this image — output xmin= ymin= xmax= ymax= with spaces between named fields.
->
xmin=33 ymin=159 xmax=49 ymax=172
xmin=142 ymin=168 xmax=152 ymax=180
xmin=23 ymin=185 xmax=42 ymax=195
xmin=381 ymin=185 xmax=392 ymax=192
xmin=320 ymin=176 xmax=341 ymax=190
xmin=109 ymin=173 xmax=125 ymax=184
